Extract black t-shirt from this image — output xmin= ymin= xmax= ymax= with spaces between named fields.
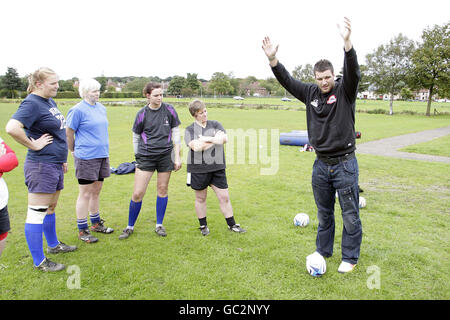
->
xmin=132 ymin=103 xmax=181 ymax=156
xmin=184 ymin=120 xmax=226 ymax=173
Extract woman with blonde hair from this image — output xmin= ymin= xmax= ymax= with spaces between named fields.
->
xmin=66 ymin=78 xmax=113 ymax=244
xmin=6 ymin=67 xmax=77 ymax=272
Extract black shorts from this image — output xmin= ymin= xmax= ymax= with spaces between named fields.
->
xmin=0 ymin=206 xmax=10 ymax=234
xmin=190 ymin=169 xmax=228 ymax=190
xmin=78 ymin=177 xmax=105 ymax=185
xmin=135 ymin=152 xmax=174 ymax=172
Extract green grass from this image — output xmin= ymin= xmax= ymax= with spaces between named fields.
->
xmin=3 ymin=96 xmax=450 ymax=115
xmin=399 ymin=134 xmax=450 ymax=157
xmin=0 ymin=101 xmax=449 ymax=300
xmin=161 ymin=97 xmax=450 ymax=115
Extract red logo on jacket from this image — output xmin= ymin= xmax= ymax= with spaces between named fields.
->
xmin=327 ymin=95 xmax=336 ymax=104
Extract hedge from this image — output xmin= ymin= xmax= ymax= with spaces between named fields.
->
xmin=55 ymin=91 xmax=143 ymax=99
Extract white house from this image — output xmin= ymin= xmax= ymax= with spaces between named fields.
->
xmin=357 ymin=91 xmax=377 ymax=100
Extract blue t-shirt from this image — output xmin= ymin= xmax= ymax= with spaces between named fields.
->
xmin=12 ymin=94 xmax=67 ymax=163
xmin=66 ymin=100 xmax=109 ymax=160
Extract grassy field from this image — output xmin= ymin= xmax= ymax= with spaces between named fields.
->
xmin=399 ymin=134 xmax=450 ymax=157
xmin=163 ymin=97 xmax=450 ymax=115
xmin=5 ymin=96 xmax=448 ymax=115
xmin=0 ymin=99 xmax=449 ymax=301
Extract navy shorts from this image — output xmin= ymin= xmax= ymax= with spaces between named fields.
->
xmin=0 ymin=206 xmax=10 ymax=234
xmin=135 ymin=152 xmax=174 ymax=172
xmin=190 ymin=169 xmax=228 ymax=190
xmin=24 ymin=160 xmax=64 ymax=194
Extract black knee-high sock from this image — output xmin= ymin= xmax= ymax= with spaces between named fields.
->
xmin=198 ymin=217 xmax=207 ymax=227
xmin=226 ymin=216 xmax=236 ymax=227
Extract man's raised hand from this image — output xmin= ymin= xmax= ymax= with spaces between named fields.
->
xmin=262 ymin=37 xmax=279 ymax=66
xmin=337 ymin=17 xmax=353 ymax=52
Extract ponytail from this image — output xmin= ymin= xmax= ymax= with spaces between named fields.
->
xmin=27 ymin=67 xmax=57 ymax=94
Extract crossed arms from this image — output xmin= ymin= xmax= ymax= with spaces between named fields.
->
xmin=188 ymin=130 xmax=227 ymax=152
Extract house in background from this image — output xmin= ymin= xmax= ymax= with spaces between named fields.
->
xmin=241 ymin=82 xmax=268 ymax=97
xmin=106 ymin=79 xmax=123 ymax=92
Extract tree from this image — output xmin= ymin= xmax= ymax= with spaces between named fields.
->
xmin=167 ymin=76 xmax=186 ymax=96
xmin=20 ymin=76 xmax=28 ymax=92
xmin=209 ymin=72 xmax=233 ymax=96
xmin=185 ymin=73 xmax=201 ymax=94
xmin=106 ymin=85 xmax=117 ymax=93
xmin=409 ymin=22 xmax=449 ymax=116
xmin=59 ymin=79 xmax=76 ymax=92
xmin=122 ymin=77 xmax=151 ymax=93
xmin=259 ymin=78 xmax=284 ymax=96
xmin=292 ymin=64 xmax=315 ymax=83
xmin=244 ymin=76 xmax=258 ymax=84
xmin=237 ymin=76 xmax=259 ymax=96
xmin=95 ymin=76 xmax=108 ymax=93
xmin=400 ymin=87 xmax=414 ymax=100
xmin=228 ymin=72 xmax=239 ymax=96
xmin=1 ymin=67 xmax=22 ymax=98
xmin=358 ymin=64 xmax=370 ymax=93
xmin=365 ymin=34 xmax=415 ymax=114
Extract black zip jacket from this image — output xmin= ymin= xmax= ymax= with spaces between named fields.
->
xmin=271 ymin=47 xmax=360 ymax=157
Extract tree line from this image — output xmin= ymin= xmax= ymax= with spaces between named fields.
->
xmin=1 ymin=22 xmax=447 ymax=116
xmin=290 ymin=22 xmax=449 ymax=116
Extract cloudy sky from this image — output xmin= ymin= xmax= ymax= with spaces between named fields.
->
xmin=1 ymin=0 xmax=448 ymax=80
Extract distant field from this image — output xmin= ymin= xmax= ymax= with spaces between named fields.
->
xmin=166 ymin=97 xmax=450 ymax=115
xmin=2 ymin=96 xmax=449 ymax=115
xmin=122 ymin=97 xmax=450 ymax=115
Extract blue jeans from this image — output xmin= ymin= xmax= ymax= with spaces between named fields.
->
xmin=311 ymin=156 xmax=362 ymax=264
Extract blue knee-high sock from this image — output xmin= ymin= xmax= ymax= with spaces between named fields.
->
xmin=24 ymin=223 xmax=45 ymax=266
xmin=156 ymin=196 xmax=168 ymax=225
xmin=128 ymin=200 xmax=142 ymax=227
xmin=77 ymin=218 xmax=88 ymax=231
xmin=43 ymin=213 xmax=59 ymax=248
xmin=90 ymin=212 xmax=101 ymax=225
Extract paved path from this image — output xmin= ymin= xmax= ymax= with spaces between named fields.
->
xmin=356 ymin=126 xmax=450 ymax=164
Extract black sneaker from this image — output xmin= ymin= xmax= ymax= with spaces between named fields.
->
xmin=199 ymin=225 xmax=210 ymax=236
xmin=47 ymin=242 xmax=77 ymax=254
xmin=91 ymin=219 xmax=114 ymax=234
xmin=228 ymin=224 xmax=246 ymax=233
xmin=78 ymin=229 xmax=98 ymax=243
xmin=155 ymin=226 xmax=167 ymax=237
xmin=35 ymin=258 xmax=65 ymax=272
xmin=118 ymin=228 xmax=133 ymax=240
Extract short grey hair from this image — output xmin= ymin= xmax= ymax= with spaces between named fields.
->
xmin=78 ymin=78 xmax=101 ymax=99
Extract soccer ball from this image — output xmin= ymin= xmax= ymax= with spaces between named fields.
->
xmin=359 ymin=196 xmax=366 ymax=208
xmin=293 ymin=213 xmax=309 ymax=227
xmin=306 ymin=252 xmax=326 ymax=277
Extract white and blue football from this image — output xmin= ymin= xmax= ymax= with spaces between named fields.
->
xmin=293 ymin=213 xmax=309 ymax=227
xmin=306 ymin=252 xmax=326 ymax=277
